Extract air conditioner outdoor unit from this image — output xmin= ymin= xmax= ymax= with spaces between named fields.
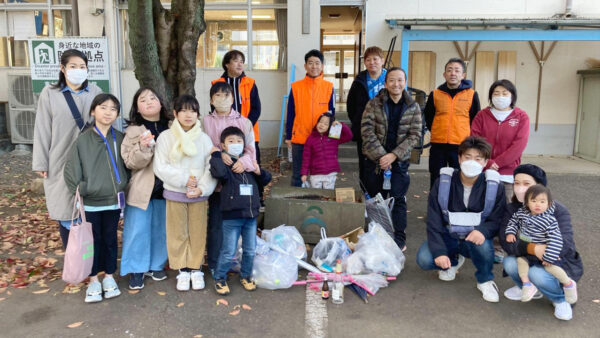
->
xmin=8 ymin=74 xmax=37 ymax=144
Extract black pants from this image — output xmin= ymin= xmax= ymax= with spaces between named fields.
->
xmin=86 ymin=209 xmax=120 ymax=276
xmin=363 ymin=159 xmax=410 ymax=248
xmin=255 ymin=142 xmax=265 ymax=203
xmin=207 ymin=192 xmax=222 ymax=271
xmin=58 ymin=222 xmax=70 ymax=249
xmin=428 ymin=143 xmax=459 ymax=188
xmin=356 ymin=138 xmax=368 ymax=189
xmin=291 ymin=143 xmax=304 ymax=187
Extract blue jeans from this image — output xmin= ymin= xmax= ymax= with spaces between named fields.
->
xmin=416 ymin=239 xmax=495 ymax=283
xmin=503 ymin=255 xmax=566 ymax=303
xmin=120 ymin=200 xmax=167 ymax=275
xmin=363 ymin=160 xmax=410 ymax=248
xmin=214 ymin=218 xmax=257 ymax=281
xmin=291 ymin=143 xmax=304 ymax=187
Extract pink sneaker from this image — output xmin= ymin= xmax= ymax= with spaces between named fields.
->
xmin=521 ymin=283 xmax=538 ymax=302
xmin=564 ymin=280 xmax=578 ymax=304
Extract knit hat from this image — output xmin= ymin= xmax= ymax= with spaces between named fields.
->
xmin=513 ymin=164 xmax=547 ymax=186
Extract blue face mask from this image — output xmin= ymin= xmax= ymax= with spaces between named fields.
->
xmin=227 ymin=143 xmax=244 ymax=157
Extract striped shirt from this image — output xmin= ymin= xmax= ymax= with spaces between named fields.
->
xmin=505 ymin=203 xmax=562 ymax=264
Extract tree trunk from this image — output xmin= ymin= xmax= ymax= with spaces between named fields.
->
xmin=128 ymin=0 xmax=205 ymax=110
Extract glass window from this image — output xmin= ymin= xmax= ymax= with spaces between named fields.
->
xmin=251 ymin=9 xmax=285 ymax=70
xmin=8 ymin=11 xmax=49 ymax=67
xmin=52 ymin=0 xmax=73 ymax=4
xmin=53 ymin=10 xmax=73 ymax=37
xmin=322 ymin=34 xmax=355 ymax=45
xmin=197 ymin=9 xmax=248 ymax=68
xmin=119 ymin=9 xmax=135 ymax=69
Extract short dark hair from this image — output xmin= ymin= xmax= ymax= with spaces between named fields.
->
xmin=220 ymin=126 xmax=245 ymax=146
xmin=524 ymin=184 xmax=553 ymax=211
xmin=385 ymin=67 xmax=407 ymax=82
xmin=52 ymin=49 xmax=89 ymax=90
xmin=315 ymin=112 xmax=334 ymax=132
xmin=458 ymin=136 xmax=491 ymax=160
xmin=222 ymin=50 xmax=245 ymax=72
xmin=210 ymin=81 xmax=233 ymax=98
xmin=173 ymin=94 xmax=199 ymax=115
xmin=305 ymin=49 xmax=324 ymax=63
xmin=489 ymin=79 xmax=517 ymax=108
xmin=127 ymin=86 xmax=171 ymax=125
xmin=445 ymin=58 xmax=466 ymax=73
xmin=90 ymin=93 xmax=121 ymax=115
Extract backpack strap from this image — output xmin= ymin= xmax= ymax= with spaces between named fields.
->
xmin=62 ymin=90 xmax=85 ymax=131
xmin=481 ymin=169 xmax=500 ymax=221
xmin=437 ymin=167 xmax=455 ymax=224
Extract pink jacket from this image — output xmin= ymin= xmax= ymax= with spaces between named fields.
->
xmin=471 ymin=107 xmax=530 ymax=176
xmin=203 ymin=109 xmax=256 ymax=171
xmin=301 ymin=122 xmax=353 ymax=176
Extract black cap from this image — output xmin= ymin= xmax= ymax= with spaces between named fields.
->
xmin=513 ymin=164 xmax=547 ymax=186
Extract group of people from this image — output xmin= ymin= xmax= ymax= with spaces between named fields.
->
xmin=33 ymin=49 xmax=271 ymax=302
xmin=31 ymin=46 xmax=583 ymax=321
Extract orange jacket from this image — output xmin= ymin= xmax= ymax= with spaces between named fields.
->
xmin=211 ymin=76 xmax=260 ymax=142
xmin=288 ymin=75 xmax=334 ymax=144
xmin=430 ymin=88 xmax=475 ymax=145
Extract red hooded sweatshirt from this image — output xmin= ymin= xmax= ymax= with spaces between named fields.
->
xmin=301 ymin=122 xmax=353 ymax=176
xmin=471 ymin=107 xmax=530 ymax=176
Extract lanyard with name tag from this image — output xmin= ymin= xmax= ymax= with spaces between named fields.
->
xmin=94 ymin=125 xmax=121 ymax=184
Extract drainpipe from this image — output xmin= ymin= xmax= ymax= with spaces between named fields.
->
xmin=104 ymin=0 xmax=123 ymax=130
xmin=565 ymin=0 xmax=573 ymax=18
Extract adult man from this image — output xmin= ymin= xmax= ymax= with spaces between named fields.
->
xmin=361 ymin=67 xmax=422 ymax=250
xmin=285 ymin=49 xmax=335 ymax=187
xmin=212 ymin=50 xmax=262 ymax=162
xmin=424 ymin=58 xmax=481 ymax=188
xmin=347 ymin=46 xmax=387 ymax=185
xmin=416 ymin=136 xmax=506 ymax=303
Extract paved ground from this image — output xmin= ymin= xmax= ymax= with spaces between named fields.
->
xmin=1 ymin=152 xmax=599 ymax=337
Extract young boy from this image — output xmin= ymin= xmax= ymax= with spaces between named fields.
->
xmin=210 ymin=126 xmax=272 ymax=295
xmin=416 ymin=136 xmax=506 ymax=303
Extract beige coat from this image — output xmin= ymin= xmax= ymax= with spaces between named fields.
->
xmin=121 ymin=125 xmax=156 ymax=210
xmin=32 ymin=84 xmax=103 ymax=220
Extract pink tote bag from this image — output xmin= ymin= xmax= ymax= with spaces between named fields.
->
xmin=62 ymin=188 xmax=94 ymax=284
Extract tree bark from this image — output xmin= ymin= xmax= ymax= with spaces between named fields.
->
xmin=128 ymin=0 xmax=205 ymax=110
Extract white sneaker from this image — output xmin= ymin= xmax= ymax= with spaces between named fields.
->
xmin=503 ymin=285 xmax=543 ymax=301
xmin=553 ymin=301 xmax=573 ymax=321
xmin=191 ymin=270 xmax=205 ymax=290
xmin=438 ymin=255 xmax=465 ymax=281
xmin=176 ymin=271 xmax=191 ymax=291
xmin=477 ymin=281 xmax=500 ymax=303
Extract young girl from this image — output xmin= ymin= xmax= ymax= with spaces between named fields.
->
xmin=505 ymin=184 xmax=577 ymax=303
xmin=153 ymin=94 xmax=217 ymax=292
xmin=300 ymin=112 xmax=352 ymax=189
xmin=64 ymin=93 xmax=129 ymax=303
xmin=203 ymin=82 xmax=257 ymax=276
xmin=120 ymin=87 xmax=171 ymax=290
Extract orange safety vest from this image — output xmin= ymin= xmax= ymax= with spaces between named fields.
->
xmin=211 ymin=76 xmax=260 ymax=142
xmin=430 ymin=88 xmax=475 ymax=145
xmin=290 ymin=74 xmax=333 ymax=144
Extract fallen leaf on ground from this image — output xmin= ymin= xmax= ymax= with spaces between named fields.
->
xmin=233 ymin=304 xmax=241 ymax=310
xmin=417 ymin=216 xmax=424 ymax=219
xmin=193 ymin=335 xmax=203 ymax=338
xmin=32 ymin=289 xmax=50 ymax=294
xmin=0 ymin=288 xmax=5 ymax=294
xmin=176 ymin=302 xmax=184 ymax=307
xmin=216 ymin=299 xmax=228 ymax=306
xmin=0 ymin=297 xmax=5 ymax=302
xmin=413 ymin=195 xmax=420 ymax=198
xmin=593 ymin=299 xmax=600 ymax=303
xmin=128 ymin=290 xmax=140 ymax=294
xmin=67 ymin=321 xmax=83 ymax=328
xmin=229 ymin=309 xmax=240 ymax=316
xmin=242 ymin=304 xmax=252 ymax=310
xmin=156 ymin=291 xmax=166 ymax=296
xmin=62 ymin=285 xmax=81 ymax=294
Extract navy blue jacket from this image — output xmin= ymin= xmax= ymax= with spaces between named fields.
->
xmin=209 ymin=152 xmax=272 ymax=220
xmin=500 ymin=201 xmax=584 ymax=282
xmin=426 ymin=170 xmax=506 ymax=259
xmin=347 ymin=70 xmax=370 ymax=142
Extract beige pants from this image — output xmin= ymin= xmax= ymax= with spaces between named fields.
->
xmin=517 ymin=256 xmax=571 ymax=284
xmin=166 ymin=200 xmax=208 ymax=270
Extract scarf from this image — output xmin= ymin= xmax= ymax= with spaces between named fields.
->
xmin=169 ymin=118 xmax=202 ymax=163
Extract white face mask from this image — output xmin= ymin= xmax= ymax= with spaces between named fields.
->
xmin=227 ymin=143 xmax=244 ymax=157
xmin=66 ymin=69 xmax=88 ymax=85
xmin=492 ymin=96 xmax=512 ymax=110
xmin=513 ymin=185 xmax=529 ymax=203
xmin=212 ymin=96 xmax=233 ymax=113
xmin=460 ymin=160 xmax=483 ymax=178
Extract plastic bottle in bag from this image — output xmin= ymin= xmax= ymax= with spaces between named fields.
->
xmin=332 ymin=259 xmax=344 ymax=304
xmin=383 ymin=169 xmax=392 ymax=190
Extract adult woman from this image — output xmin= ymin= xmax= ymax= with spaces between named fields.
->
xmin=500 ymin=164 xmax=583 ymax=321
xmin=471 ymin=79 xmax=529 ymax=201
xmin=120 ymin=87 xmax=171 ymax=290
xmin=32 ymin=49 xmax=103 ymax=248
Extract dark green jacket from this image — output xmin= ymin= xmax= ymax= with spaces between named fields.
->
xmin=64 ymin=127 xmax=129 ymax=206
xmin=360 ymin=88 xmax=422 ymax=163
